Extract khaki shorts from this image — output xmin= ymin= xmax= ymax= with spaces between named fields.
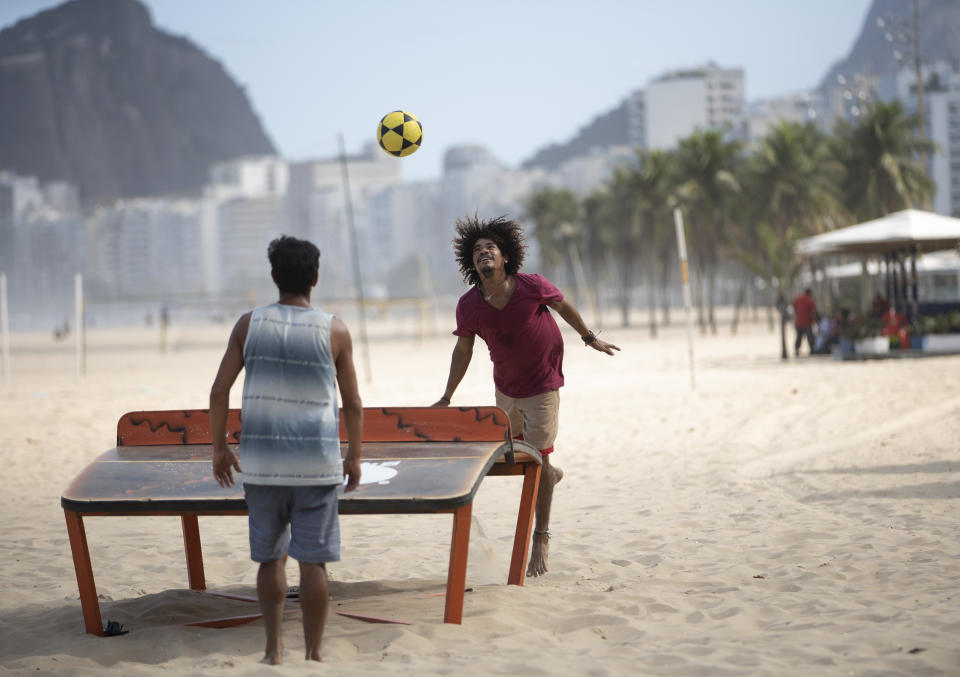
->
xmin=495 ymin=388 xmax=560 ymax=454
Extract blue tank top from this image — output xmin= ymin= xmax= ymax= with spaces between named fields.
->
xmin=240 ymin=303 xmax=342 ymax=486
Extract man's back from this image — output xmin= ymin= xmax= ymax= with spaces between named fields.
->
xmin=240 ymin=303 xmax=341 ymax=486
xmin=793 ymin=294 xmax=816 ymax=328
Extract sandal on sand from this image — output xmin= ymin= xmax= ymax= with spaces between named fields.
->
xmin=103 ymin=620 xmax=129 ymax=636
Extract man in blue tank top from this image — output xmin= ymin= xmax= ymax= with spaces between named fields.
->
xmin=210 ymin=235 xmax=363 ymax=665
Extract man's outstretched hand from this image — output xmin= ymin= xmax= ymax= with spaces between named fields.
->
xmin=589 ymin=338 xmax=620 ymax=356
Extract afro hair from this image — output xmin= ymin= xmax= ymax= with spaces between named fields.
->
xmin=452 ymin=214 xmax=527 ymax=286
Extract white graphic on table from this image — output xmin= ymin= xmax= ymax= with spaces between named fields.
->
xmin=349 ymin=460 xmax=400 ymax=486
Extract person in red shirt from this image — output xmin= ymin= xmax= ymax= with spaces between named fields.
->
xmin=881 ymin=306 xmax=909 ymax=347
xmin=433 ymin=215 xmax=619 ymax=577
xmin=792 ymin=288 xmax=817 ymax=356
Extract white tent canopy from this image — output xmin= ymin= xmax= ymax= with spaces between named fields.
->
xmin=796 ymin=209 xmax=960 ymax=257
xmin=809 ymin=249 xmax=960 ymax=279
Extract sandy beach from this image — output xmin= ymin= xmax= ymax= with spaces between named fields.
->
xmin=1 ymin=310 xmax=958 ymax=676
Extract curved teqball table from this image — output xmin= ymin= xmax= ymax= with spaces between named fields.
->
xmin=61 ymin=406 xmax=542 ymax=635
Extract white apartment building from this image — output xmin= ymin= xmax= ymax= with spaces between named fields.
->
xmin=645 ymin=63 xmax=746 ymax=150
xmin=746 ymin=91 xmax=820 ymax=142
xmin=201 ymin=156 xmax=291 ymax=296
xmin=1 ymin=208 xmax=81 ymax=329
xmin=303 ymin=142 xmax=402 ymax=193
xmin=215 ymin=195 xmax=286 ymax=300
xmin=820 ymin=72 xmax=883 ymax=127
xmin=207 ymin=155 xmax=289 ymax=201
xmin=551 ymin=145 xmax=635 ymax=197
xmin=367 ymin=181 xmax=443 ymax=296
xmin=0 ymin=171 xmax=44 ymax=221
xmin=0 ymin=172 xmax=82 ymax=328
xmin=896 ymin=61 xmax=960 ymax=217
xmin=627 ymin=89 xmax=646 ymax=150
xmin=84 ymin=199 xmax=204 ymax=296
xmin=283 ymin=143 xmax=404 ymax=297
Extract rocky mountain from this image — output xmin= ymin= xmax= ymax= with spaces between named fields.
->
xmin=521 ymin=0 xmax=960 ymax=172
xmin=520 ymin=99 xmax=630 ymax=170
xmin=820 ymin=0 xmax=960 ymax=91
xmin=0 ymin=0 xmax=275 ymax=204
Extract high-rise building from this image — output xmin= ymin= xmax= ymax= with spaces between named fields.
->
xmin=627 ymin=89 xmax=646 ymax=150
xmin=0 ymin=172 xmax=82 ymax=329
xmin=85 ymin=199 xmax=204 ymax=300
xmin=202 ymin=156 xmax=291 ymax=297
xmin=746 ymin=91 xmax=821 ymax=142
xmin=820 ymin=72 xmax=885 ymax=127
xmin=897 ymin=61 xmax=960 ymax=217
xmin=645 ymin=63 xmax=746 ymax=150
xmin=284 ymin=144 xmax=403 ymax=297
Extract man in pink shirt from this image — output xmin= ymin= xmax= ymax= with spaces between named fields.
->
xmin=433 ymin=215 xmax=619 ymax=576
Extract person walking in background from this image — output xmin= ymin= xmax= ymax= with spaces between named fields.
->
xmin=432 ymin=215 xmax=619 ymax=577
xmin=209 ymin=235 xmax=363 ymax=665
xmin=792 ymin=287 xmax=817 ymax=356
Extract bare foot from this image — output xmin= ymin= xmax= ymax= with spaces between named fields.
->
xmin=527 ymin=464 xmax=563 ymax=577
xmin=527 ymin=531 xmax=550 ymax=577
xmin=260 ymin=651 xmax=283 ymax=666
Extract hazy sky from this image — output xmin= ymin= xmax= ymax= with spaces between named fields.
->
xmin=1 ymin=0 xmax=874 ymax=181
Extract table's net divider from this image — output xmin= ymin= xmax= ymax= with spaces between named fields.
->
xmin=117 ymin=410 xmax=242 ymax=446
xmin=117 ymin=406 xmax=513 ymax=447
xmin=345 ymin=406 xmax=513 ymax=443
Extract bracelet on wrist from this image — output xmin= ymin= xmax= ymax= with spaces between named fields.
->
xmin=581 ymin=330 xmax=597 ymax=345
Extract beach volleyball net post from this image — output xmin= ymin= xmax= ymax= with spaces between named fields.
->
xmin=75 ymin=273 xmax=85 ymax=378
xmin=673 ymin=208 xmax=695 ymax=390
xmin=1 ymin=272 xmax=10 ymax=385
xmin=338 ymin=132 xmax=373 ymax=383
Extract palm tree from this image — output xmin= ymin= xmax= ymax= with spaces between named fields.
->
xmin=833 ymin=99 xmax=936 ymax=221
xmin=581 ymin=189 xmax=618 ymax=325
xmin=673 ymin=130 xmax=744 ymax=334
xmin=603 ymin=168 xmax=643 ymax=327
xmin=523 ymin=187 xmax=581 ymax=283
xmin=730 ymin=121 xmax=846 ymax=358
xmin=628 ymin=149 xmax=677 ymax=337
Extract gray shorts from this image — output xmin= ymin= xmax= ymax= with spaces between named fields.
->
xmin=243 ymin=483 xmax=341 ymax=564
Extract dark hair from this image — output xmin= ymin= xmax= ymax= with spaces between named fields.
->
xmin=267 ymin=236 xmax=320 ymax=295
xmin=452 ymin=214 xmax=527 ymax=286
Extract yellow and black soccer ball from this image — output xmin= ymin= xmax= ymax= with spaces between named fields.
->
xmin=376 ymin=110 xmax=422 ymax=157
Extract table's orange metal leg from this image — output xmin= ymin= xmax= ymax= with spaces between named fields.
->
xmin=443 ymin=502 xmax=473 ymax=624
xmin=64 ymin=510 xmax=104 ymax=636
xmin=507 ymin=463 xmax=541 ymax=585
xmin=181 ymin=515 xmax=206 ymax=591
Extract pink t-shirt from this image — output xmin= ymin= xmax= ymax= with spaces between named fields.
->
xmin=454 ymin=273 xmax=564 ymax=399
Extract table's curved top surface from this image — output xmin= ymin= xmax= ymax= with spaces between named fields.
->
xmin=62 ymin=406 xmax=541 ymax=514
